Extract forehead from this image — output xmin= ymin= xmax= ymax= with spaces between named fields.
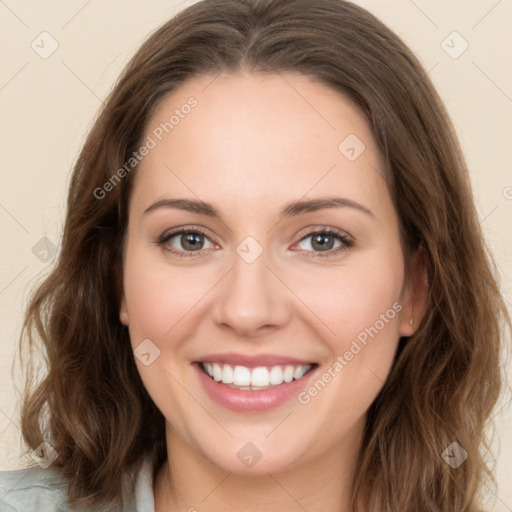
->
xmin=131 ymin=71 xmax=390 ymax=219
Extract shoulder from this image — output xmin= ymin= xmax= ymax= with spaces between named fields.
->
xmin=0 ymin=455 xmax=155 ymax=512
xmin=0 ymin=464 xmax=72 ymax=512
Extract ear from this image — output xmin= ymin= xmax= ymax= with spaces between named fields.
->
xmin=398 ymin=243 xmax=429 ymax=337
xmin=119 ymin=292 xmax=129 ymax=326
xmin=115 ymin=261 xmax=129 ymax=326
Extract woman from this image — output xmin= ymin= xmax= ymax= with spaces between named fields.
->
xmin=0 ymin=0 xmax=509 ymax=510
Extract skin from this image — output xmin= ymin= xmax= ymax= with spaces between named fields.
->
xmin=119 ymin=71 xmax=428 ymax=511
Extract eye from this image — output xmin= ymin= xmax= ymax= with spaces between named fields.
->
xmin=155 ymin=226 xmax=354 ymax=259
xmin=293 ymin=228 xmax=353 ymax=258
xmin=157 ymin=227 xmax=216 ymax=257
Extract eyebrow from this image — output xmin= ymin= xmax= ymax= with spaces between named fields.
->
xmin=143 ymin=196 xmax=374 ymax=219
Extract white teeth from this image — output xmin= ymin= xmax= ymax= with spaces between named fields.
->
xmin=221 ymin=364 xmax=234 ymax=384
xmin=269 ymin=366 xmax=284 ymax=385
xmin=233 ymin=365 xmax=251 ymax=386
xmin=293 ymin=365 xmax=308 ymax=379
xmin=201 ymin=362 xmax=312 ymax=388
xmin=212 ymin=363 xmax=222 ymax=381
xmin=283 ymin=365 xmax=295 ymax=383
xmin=205 ymin=363 xmax=214 ymax=378
xmin=251 ymin=367 xmax=269 ymax=387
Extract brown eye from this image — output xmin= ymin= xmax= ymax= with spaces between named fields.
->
xmin=176 ymin=231 xmax=206 ymax=251
xmin=295 ymin=229 xmax=353 ymax=258
xmin=306 ymin=233 xmax=337 ymax=251
xmin=158 ymin=228 xmax=215 ymax=257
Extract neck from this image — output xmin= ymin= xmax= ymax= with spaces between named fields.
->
xmin=154 ymin=419 xmax=366 ymax=512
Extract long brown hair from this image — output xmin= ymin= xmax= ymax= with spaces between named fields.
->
xmin=17 ymin=0 xmax=510 ymax=510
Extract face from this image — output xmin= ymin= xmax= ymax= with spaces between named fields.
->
xmin=119 ymin=71 xmax=422 ymax=475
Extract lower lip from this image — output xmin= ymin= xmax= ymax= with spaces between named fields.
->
xmin=193 ymin=363 xmax=318 ymax=412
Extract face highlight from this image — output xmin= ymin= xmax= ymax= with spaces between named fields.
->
xmin=119 ymin=71 xmax=418 ymax=476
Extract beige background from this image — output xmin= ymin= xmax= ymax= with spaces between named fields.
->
xmin=1 ymin=0 xmax=511 ymax=508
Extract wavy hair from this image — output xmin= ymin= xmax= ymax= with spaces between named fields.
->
xmin=17 ymin=0 xmax=510 ymax=510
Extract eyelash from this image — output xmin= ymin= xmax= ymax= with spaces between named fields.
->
xmin=155 ymin=226 xmax=354 ymax=259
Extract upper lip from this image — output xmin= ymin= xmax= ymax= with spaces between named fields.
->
xmin=195 ymin=352 xmax=315 ymax=368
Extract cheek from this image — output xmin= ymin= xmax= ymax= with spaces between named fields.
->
xmin=291 ymin=259 xmax=403 ymax=438
xmin=122 ymin=245 xmax=207 ymax=427
xmin=293 ymin=256 xmax=404 ymax=350
xmin=123 ymin=248 xmax=210 ymax=343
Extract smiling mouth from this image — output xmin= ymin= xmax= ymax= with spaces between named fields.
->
xmin=199 ymin=362 xmax=317 ymax=390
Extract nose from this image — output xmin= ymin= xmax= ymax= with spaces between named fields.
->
xmin=211 ymin=247 xmax=292 ymax=339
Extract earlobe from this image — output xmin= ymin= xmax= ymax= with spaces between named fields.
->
xmin=116 ymin=262 xmax=129 ymax=326
xmin=119 ymin=294 xmax=129 ymax=326
xmin=399 ymin=244 xmax=430 ymax=337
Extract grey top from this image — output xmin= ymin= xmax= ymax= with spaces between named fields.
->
xmin=0 ymin=456 xmax=155 ymax=512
